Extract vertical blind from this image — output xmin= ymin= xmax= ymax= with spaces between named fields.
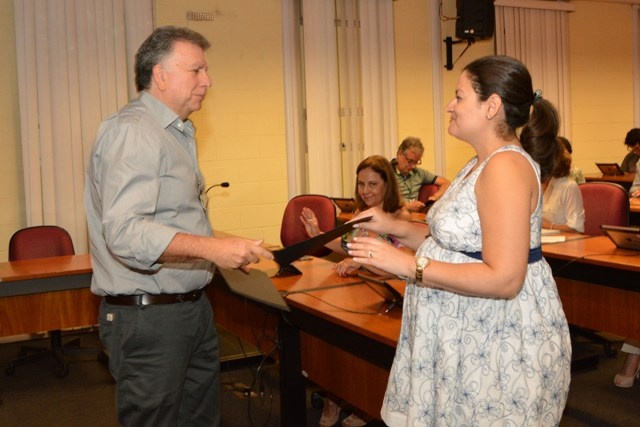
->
xmin=283 ymin=0 xmax=397 ymax=198
xmin=494 ymin=0 xmax=575 ymax=138
xmin=14 ymin=0 xmax=153 ymax=253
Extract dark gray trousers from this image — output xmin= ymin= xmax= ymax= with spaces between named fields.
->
xmin=99 ymin=295 xmax=220 ymax=427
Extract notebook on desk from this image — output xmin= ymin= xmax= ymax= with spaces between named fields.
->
xmin=595 ymin=162 xmax=625 ymax=176
xmin=217 ymin=267 xmax=290 ymax=311
xmin=601 ymin=224 xmax=640 ymax=250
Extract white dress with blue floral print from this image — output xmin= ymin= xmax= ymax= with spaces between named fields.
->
xmin=381 ymin=145 xmax=572 ymax=426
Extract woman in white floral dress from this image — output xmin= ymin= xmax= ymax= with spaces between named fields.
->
xmin=346 ymin=56 xmax=572 ymax=426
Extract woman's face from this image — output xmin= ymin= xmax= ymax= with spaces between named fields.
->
xmin=445 ymin=71 xmax=485 ymax=142
xmin=357 ymin=167 xmax=386 ymax=208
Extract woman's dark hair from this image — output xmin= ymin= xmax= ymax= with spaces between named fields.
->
xmin=624 ymin=128 xmax=640 ymax=147
xmin=552 ymin=139 xmax=572 ymax=178
xmin=464 ymin=55 xmax=560 ymax=182
xmin=558 ymin=136 xmax=572 ymax=154
xmin=135 ymin=26 xmax=211 ymax=92
xmin=354 ymin=155 xmax=403 ymax=213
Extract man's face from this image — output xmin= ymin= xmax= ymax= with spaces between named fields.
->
xmin=155 ymin=40 xmax=212 ymax=120
xmin=396 ymin=148 xmax=423 ymax=174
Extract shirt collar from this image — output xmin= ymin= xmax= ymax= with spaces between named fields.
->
xmin=139 ymin=91 xmax=194 ymax=137
xmin=391 ymin=157 xmax=413 ymax=178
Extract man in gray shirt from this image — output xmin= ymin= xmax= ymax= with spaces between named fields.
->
xmin=85 ymin=26 xmax=272 ymax=426
xmin=391 ymin=136 xmax=450 ymax=212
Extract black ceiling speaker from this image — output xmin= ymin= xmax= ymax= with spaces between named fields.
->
xmin=455 ymin=0 xmax=495 ymax=40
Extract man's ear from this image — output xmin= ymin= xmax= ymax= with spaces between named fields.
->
xmin=152 ymin=64 xmax=166 ymax=91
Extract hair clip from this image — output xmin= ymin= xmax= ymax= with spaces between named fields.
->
xmin=533 ymin=89 xmax=543 ymax=103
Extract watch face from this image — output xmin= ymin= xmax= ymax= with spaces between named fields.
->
xmin=417 ymin=257 xmax=429 ymax=268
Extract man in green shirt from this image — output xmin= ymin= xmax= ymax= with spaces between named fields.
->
xmin=391 ymin=136 xmax=450 ymax=212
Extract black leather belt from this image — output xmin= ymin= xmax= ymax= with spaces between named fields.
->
xmin=104 ymin=290 xmax=203 ymax=306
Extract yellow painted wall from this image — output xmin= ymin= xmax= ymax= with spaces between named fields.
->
xmin=568 ymin=1 xmax=635 ymax=175
xmin=394 ymin=0 xmax=637 ymax=181
xmin=0 ymin=0 xmax=24 ymax=262
xmin=155 ymin=0 xmax=288 ymax=246
xmin=438 ymin=2 xmax=495 ymax=179
xmin=393 ymin=0 xmax=493 ymax=180
xmin=393 ymin=0 xmax=436 ymax=168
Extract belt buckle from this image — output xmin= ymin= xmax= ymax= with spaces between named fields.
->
xmin=139 ymin=294 xmax=153 ymax=306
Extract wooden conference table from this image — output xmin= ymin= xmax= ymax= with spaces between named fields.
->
xmin=2 ymin=233 xmax=639 ymax=424
xmin=214 ymin=233 xmax=640 ymax=424
xmin=209 ymin=256 xmax=402 ymax=424
xmin=543 ymin=235 xmax=640 ymax=341
xmin=0 ymin=254 xmax=99 ymax=338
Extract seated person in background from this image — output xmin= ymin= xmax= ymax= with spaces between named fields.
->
xmin=621 ymin=128 xmax=640 ymax=174
xmin=300 ymin=155 xmax=411 ymax=427
xmin=558 ymin=136 xmax=585 ymax=184
xmin=391 ymin=136 xmax=450 ymax=212
xmin=614 ymin=340 xmax=640 ymax=388
xmin=542 ymin=139 xmax=585 ymax=233
xmin=301 ymin=155 xmax=411 ymax=278
xmin=630 ymin=159 xmax=640 ymax=197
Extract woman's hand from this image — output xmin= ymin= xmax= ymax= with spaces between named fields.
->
xmin=332 ymin=258 xmax=362 ymax=277
xmin=300 ymin=207 xmax=321 ymax=237
xmin=346 ymin=236 xmax=415 ymax=279
xmin=351 ymin=206 xmax=396 ymax=235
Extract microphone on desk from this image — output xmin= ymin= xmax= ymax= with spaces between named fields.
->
xmin=205 ymin=182 xmax=230 ymax=194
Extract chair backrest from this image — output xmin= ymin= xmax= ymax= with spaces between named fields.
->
xmin=578 ymin=182 xmax=630 ymax=236
xmin=9 ymin=225 xmax=75 ymax=261
xmin=417 ymin=184 xmax=438 ymax=203
xmin=280 ymin=194 xmax=336 ymax=257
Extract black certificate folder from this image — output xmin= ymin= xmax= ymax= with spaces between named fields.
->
xmin=217 ymin=267 xmax=290 ymax=311
xmin=272 ymin=216 xmax=373 ymax=277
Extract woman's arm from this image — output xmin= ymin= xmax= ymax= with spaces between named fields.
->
xmin=349 ymin=151 xmax=536 ymax=299
xmin=353 ymin=206 xmax=429 ymax=251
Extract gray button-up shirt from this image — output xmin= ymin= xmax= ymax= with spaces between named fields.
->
xmin=85 ymin=91 xmax=213 ymax=296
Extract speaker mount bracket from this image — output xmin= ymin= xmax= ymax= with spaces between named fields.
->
xmin=443 ymin=36 xmax=475 ymax=71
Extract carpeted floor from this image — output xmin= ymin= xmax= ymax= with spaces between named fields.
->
xmin=0 ymin=328 xmax=639 ymax=426
xmin=0 ymin=326 xmax=326 ymax=427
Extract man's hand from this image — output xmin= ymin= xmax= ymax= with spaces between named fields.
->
xmin=161 ymin=233 xmax=273 ymax=272
xmin=207 ymin=237 xmax=273 ymax=272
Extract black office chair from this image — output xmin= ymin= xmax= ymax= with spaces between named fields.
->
xmin=5 ymin=225 xmax=101 ymax=378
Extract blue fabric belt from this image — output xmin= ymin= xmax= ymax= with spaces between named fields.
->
xmin=460 ymin=246 xmax=542 ymax=264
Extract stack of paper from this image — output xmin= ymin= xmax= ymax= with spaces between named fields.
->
xmin=541 ymin=235 xmax=566 ymax=244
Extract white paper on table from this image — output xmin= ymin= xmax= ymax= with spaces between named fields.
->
xmin=541 ymin=235 xmax=566 ymax=244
